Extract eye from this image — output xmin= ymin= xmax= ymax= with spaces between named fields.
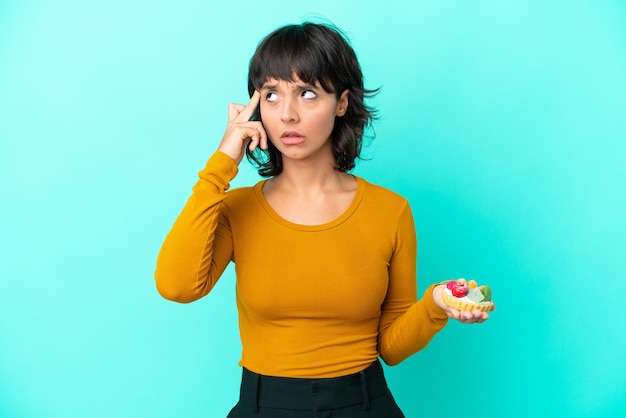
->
xmin=301 ymin=90 xmax=316 ymax=99
xmin=265 ymin=92 xmax=278 ymax=102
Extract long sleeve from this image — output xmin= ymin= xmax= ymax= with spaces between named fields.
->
xmin=155 ymin=151 xmax=238 ymax=303
xmin=377 ymin=201 xmax=449 ymax=366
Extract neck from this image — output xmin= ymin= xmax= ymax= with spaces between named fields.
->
xmin=274 ymin=159 xmax=346 ymax=193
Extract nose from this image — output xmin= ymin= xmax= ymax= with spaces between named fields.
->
xmin=280 ymin=97 xmax=299 ymax=123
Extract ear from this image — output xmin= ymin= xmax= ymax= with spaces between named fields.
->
xmin=336 ymin=89 xmax=350 ymax=117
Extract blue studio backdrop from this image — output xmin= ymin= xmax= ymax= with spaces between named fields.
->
xmin=1 ymin=1 xmax=625 ymax=417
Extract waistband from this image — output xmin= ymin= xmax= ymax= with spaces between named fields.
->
xmin=238 ymin=360 xmax=390 ymax=412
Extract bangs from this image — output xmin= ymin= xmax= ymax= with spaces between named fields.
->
xmin=248 ymin=25 xmax=335 ymax=94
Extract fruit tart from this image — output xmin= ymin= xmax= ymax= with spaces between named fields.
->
xmin=441 ymin=278 xmax=494 ymax=312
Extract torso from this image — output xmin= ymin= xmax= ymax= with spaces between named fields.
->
xmin=221 ymin=176 xmax=415 ymax=377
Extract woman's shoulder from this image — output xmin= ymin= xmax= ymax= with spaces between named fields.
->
xmin=223 ymin=181 xmax=265 ymax=209
xmin=356 ymin=177 xmax=415 ymax=230
xmin=359 ymin=177 xmax=408 ymax=204
xmin=226 ymin=182 xmax=260 ymax=199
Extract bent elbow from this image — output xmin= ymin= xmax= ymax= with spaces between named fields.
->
xmin=154 ymin=272 xmax=198 ymax=304
xmin=156 ymin=282 xmax=190 ymax=303
xmin=379 ymin=352 xmax=403 ymax=367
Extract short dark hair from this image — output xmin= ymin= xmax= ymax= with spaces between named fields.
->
xmin=246 ymin=22 xmax=378 ymax=176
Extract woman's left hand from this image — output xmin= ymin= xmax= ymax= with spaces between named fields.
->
xmin=432 ymin=284 xmax=494 ymax=324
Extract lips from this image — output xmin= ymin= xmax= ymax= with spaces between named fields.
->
xmin=280 ymin=131 xmax=305 ymax=145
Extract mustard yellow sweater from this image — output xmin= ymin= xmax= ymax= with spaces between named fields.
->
xmin=155 ymin=151 xmax=448 ymax=378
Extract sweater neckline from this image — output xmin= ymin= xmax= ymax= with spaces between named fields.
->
xmin=253 ymin=177 xmax=365 ymax=231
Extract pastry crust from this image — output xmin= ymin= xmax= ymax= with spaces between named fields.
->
xmin=442 ymin=289 xmax=494 ymax=312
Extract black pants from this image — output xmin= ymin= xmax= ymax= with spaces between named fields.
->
xmin=227 ymin=360 xmax=405 ymax=417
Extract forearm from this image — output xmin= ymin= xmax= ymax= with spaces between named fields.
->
xmin=378 ymin=284 xmax=448 ymax=366
xmin=154 ymin=151 xmax=237 ymax=302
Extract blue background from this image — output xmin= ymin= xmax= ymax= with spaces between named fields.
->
xmin=1 ymin=1 xmax=625 ymax=417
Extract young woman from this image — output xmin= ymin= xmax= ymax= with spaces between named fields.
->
xmin=155 ymin=22 xmax=492 ymax=417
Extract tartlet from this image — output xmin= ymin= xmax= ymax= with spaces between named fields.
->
xmin=441 ymin=278 xmax=494 ymax=312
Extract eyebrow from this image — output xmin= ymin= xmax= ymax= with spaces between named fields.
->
xmin=260 ymin=82 xmax=319 ymax=91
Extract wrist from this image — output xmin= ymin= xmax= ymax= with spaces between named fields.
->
xmin=216 ymin=145 xmax=242 ymax=165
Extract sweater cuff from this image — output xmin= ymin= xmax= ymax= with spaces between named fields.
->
xmin=423 ymin=283 xmax=449 ymax=322
xmin=198 ymin=151 xmax=239 ymax=191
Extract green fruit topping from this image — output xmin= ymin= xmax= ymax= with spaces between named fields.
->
xmin=466 ymin=287 xmax=485 ymax=303
xmin=479 ymin=285 xmax=492 ymax=301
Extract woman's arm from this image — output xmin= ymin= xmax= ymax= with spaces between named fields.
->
xmin=154 ymin=152 xmax=238 ymax=303
xmin=155 ymin=92 xmax=268 ymax=303
xmin=377 ymin=201 xmax=449 ymax=365
xmin=377 ymin=202 xmax=494 ymax=365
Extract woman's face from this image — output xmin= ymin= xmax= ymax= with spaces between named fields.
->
xmin=259 ymin=76 xmax=349 ymax=165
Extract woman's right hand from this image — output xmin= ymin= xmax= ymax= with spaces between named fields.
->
xmin=217 ymin=90 xmax=268 ymax=165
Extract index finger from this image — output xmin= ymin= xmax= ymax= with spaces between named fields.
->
xmin=235 ymin=90 xmax=261 ymax=122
